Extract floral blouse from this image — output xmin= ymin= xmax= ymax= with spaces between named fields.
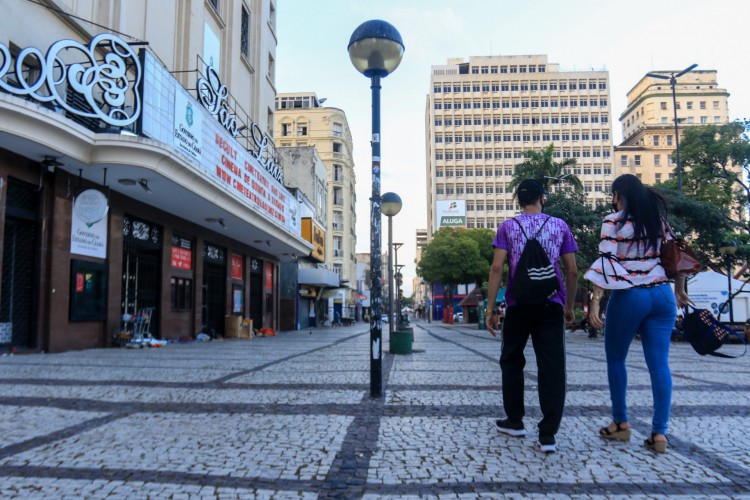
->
xmin=584 ymin=211 xmax=670 ymax=290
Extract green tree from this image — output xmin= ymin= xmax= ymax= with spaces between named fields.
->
xmin=659 ymin=186 xmax=737 ymax=264
xmin=416 ymin=227 xmax=490 ymax=307
xmin=672 ymin=122 xmax=750 ymax=213
xmin=660 ymin=121 xmax=750 ymax=262
xmin=462 ymin=228 xmax=496 ymax=268
xmin=510 ymin=143 xmax=583 ymax=193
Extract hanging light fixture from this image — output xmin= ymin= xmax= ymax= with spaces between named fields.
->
xmin=41 ymin=156 xmax=63 ymax=173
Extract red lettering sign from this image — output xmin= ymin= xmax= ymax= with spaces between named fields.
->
xmin=76 ymin=273 xmax=84 ymax=293
xmin=171 ymin=247 xmax=193 ymax=270
xmin=232 ymin=254 xmax=243 ymax=280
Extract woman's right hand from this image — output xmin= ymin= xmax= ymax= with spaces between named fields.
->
xmin=589 ymin=301 xmax=604 ymax=330
xmin=675 ymin=288 xmax=693 ymax=308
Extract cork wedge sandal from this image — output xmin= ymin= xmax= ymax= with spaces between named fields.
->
xmin=599 ymin=421 xmax=632 ymax=441
xmin=644 ymin=433 xmax=668 ymax=453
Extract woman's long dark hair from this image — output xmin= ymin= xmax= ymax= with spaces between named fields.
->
xmin=611 ymin=174 xmax=668 ymax=252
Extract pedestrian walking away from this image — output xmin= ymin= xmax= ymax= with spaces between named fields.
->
xmin=485 ymin=179 xmax=578 ymax=454
xmin=585 ymin=173 xmax=691 ymax=454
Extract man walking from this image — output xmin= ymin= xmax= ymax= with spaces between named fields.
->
xmin=485 ymin=179 xmax=578 ymax=453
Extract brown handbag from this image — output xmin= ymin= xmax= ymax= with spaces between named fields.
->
xmin=660 ymin=224 xmax=702 ymax=279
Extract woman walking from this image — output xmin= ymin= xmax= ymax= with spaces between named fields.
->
xmin=585 ymin=174 xmax=690 ymax=453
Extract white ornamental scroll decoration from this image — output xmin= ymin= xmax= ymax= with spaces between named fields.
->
xmin=0 ymin=34 xmax=141 ymax=127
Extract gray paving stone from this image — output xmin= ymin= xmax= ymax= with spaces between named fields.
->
xmin=0 ymin=321 xmax=747 ymax=498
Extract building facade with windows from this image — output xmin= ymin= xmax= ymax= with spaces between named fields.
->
xmin=412 ymin=229 xmax=430 ymax=317
xmin=277 ymin=146 xmax=340 ymax=329
xmin=425 ymin=55 xmax=614 ymax=234
xmin=615 ymin=71 xmax=730 ymax=185
xmin=0 ymin=0 xmax=312 ymax=353
xmin=274 ymin=93 xmax=358 ymax=320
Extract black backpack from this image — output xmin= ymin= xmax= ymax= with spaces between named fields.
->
xmin=510 ymin=217 xmax=559 ymax=306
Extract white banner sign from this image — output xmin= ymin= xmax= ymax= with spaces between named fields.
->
xmin=70 ymin=189 xmax=109 ymax=258
xmin=173 ymin=89 xmax=202 ymax=160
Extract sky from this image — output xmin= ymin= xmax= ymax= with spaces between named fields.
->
xmin=275 ymin=0 xmax=750 ymax=296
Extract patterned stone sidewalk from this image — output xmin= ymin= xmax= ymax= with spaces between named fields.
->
xmin=0 ymin=320 xmax=749 ymax=499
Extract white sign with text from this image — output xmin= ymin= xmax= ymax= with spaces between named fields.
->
xmin=70 ymin=189 xmax=109 ymax=259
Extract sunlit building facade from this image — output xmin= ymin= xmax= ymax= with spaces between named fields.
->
xmin=425 ymin=55 xmax=614 ymax=235
xmin=615 ymin=70 xmax=731 ymax=185
xmin=274 ymin=93 xmax=358 ymax=319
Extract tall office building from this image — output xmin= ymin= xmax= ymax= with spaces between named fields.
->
xmin=274 ymin=93 xmax=358 ymax=318
xmin=615 ymin=71 xmax=730 ymax=185
xmin=425 ymin=55 xmax=614 ymax=234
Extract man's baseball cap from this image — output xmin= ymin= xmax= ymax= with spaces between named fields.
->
xmin=516 ymin=179 xmax=547 ymax=205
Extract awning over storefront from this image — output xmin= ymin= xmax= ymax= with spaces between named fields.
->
xmin=458 ymin=286 xmax=484 ymax=307
xmin=298 ymin=268 xmax=340 ymax=288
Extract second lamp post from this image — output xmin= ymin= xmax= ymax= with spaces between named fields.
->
xmin=382 ymin=192 xmax=402 ymax=335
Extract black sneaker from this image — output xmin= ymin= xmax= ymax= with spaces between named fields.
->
xmin=495 ymin=419 xmax=527 ymax=437
xmin=538 ymin=434 xmax=556 ymax=453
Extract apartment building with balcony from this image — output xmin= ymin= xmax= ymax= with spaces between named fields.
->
xmin=274 ymin=93 xmax=358 ymax=319
xmin=425 ymin=55 xmax=615 ymax=234
xmin=615 ymin=70 xmax=731 ymax=185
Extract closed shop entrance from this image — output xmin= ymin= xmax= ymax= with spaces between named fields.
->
xmin=121 ymin=216 xmax=161 ymax=337
xmin=249 ymin=258 xmax=263 ymax=330
xmin=202 ymin=242 xmax=226 ymax=336
xmin=0 ymin=178 xmax=39 ymax=349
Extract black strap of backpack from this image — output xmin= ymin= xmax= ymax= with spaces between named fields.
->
xmin=512 ymin=216 xmax=550 ymax=241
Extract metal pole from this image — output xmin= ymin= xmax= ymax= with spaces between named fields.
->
xmin=369 ymin=75 xmax=383 ymax=398
xmin=670 ymin=76 xmax=683 ymax=193
xmin=388 ymin=215 xmax=394 ymax=337
xmin=395 ymin=250 xmax=400 ymax=327
xmin=428 ymin=282 xmax=433 ymax=323
xmin=728 ymin=260 xmax=734 ymax=323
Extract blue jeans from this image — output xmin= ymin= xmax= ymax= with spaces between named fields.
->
xmin=604 ymin=284 xmax=676 ymax=435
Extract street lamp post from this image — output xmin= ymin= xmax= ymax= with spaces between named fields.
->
xmin=646 ymin=64 xmax=698 ymax=193
xmin=719 ymin=241 xmax=738 ymax=323
xmin=393 ymin=243 xmax=403 ymax=327
xmin=348 ymin=20 xmax=404 ymax=398
xmin=382 ymin=192 xmax=402 ymax=337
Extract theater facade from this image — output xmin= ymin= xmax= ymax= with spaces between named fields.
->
xmin=0 ymin=32 xmax=312 ymax=352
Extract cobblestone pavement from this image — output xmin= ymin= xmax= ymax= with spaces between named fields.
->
xmin=1 ymin=320 xmax=749 ymax=499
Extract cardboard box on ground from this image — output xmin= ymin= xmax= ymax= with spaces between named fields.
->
xmin=225 ymin=316 xmax=253 ymax=338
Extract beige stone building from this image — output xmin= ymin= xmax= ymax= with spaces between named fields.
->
xmin=0 ymin=0 xmax=313 ymax=352
xmin=274 ymin=93 xmax=358 ymax=318
xmin=425 ymin=55 xmax=614 ymax=235
xmin=412 ymin=229 xmax=429 ymax=314
xmin=615 ymin=70 xmax=730 ymax=185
